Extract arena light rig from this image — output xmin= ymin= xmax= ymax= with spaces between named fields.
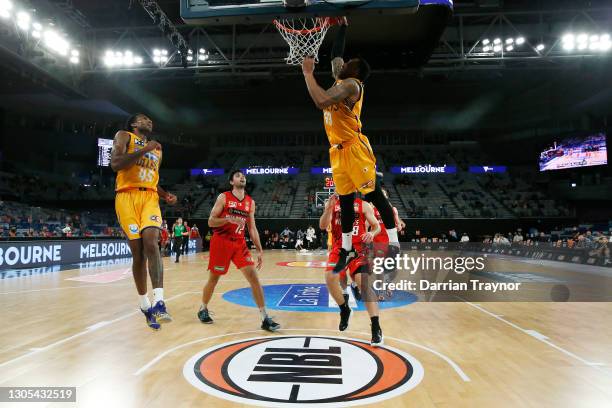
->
xmin=0 ymin=0 xmax=81 ymax=64
xmin=103 ymin=50 xmax=144 ymax=68
xmin=561 ymin=32 xmax=611 ymax=52
xmin=482 ymin=37 xmax=526 ymax=54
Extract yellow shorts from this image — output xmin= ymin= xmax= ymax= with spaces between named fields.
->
xmin=115 ymin=189 xmax=162 ymax=240
xmin=329 ymin=134 xmax=377 ymax=196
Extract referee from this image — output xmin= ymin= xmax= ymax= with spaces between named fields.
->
xmin=173 ymin=217 xmax=186 ymax=263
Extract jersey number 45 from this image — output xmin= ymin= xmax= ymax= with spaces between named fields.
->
xmin=138 ymin=168 xmax=155 ymax=182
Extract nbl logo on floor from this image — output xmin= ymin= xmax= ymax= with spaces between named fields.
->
xmin=183 ymin=335 xmax=423 ymax=407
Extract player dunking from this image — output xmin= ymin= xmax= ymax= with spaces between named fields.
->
xmin=302 ymin=18 xmax=401 ymax=277
xmin=111 ymin=113 xmax=177 ymax=330
xmin=320 ymin=194 xmax=384 ymax=346
xmin=199 ymin=170 xmax=280 ymax=332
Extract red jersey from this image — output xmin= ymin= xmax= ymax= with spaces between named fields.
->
xmin=373 ymin=207 xmax=389 ymax=243
xmin=160 ymin=228 xmax=169 ymax=243
xmin=190 ymin=228 xmax=200 ymax=239
xmin=214 ymin=191 xmax=253 ymax=240
xmin=330 ymin=198 xmax=367 ymax=251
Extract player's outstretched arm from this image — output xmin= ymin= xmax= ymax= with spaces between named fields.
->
xmin=319 ymin=195 xmax=337 ymax=230
xmin=110 ymin=130 xmax=159 ymax=172
xmin=208 ymin=194 xmax=230 ymax=228
xmin=247 ymin=202 xmax=264 ymax=270
xmin=302 ymin=59 xmax=359 ymax=110
xmin=393 ymin=206 xmax=405 ymax=231
xmin=361 ymin=202 xmax=381 ymax=243
xmin=331 ymin=18 xmax=347 ymax=80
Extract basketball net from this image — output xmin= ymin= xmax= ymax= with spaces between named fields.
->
xmin=273 ymin=17 xmax=337 ymax=65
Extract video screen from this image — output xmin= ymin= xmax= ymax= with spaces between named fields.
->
xmin=97 ymin=138 xmax=113 ymax=167
xmin=539 ymin=132 xmax=607 ymax=171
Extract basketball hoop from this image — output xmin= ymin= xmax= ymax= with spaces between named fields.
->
xmin=273 ymin=17 xmax=339 ymax=65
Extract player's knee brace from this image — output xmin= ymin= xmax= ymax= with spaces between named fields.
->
xmin=364 ymin=186 xmax=395 ymax=227
xmin=339 ymin=193 xmax=356 ymax=233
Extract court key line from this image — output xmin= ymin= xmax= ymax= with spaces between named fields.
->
xmin=0 ymin=291 xmax=197 ymax=379
xmin=460 ymin=299 xmax=608 ymax=374
xmin=133 ymin=328 xmax=471 ymax=382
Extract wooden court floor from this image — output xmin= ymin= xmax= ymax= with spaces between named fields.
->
xmin=1 ymin=250 xmax=612 ymax=407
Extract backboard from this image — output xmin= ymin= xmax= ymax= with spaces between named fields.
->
xmin=180 ymin=0 xmax=451 ymax=25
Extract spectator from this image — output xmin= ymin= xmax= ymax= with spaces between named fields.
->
xmin=306 ymin=225 xmax=316 ymax=250
xmin=190 ymin=223 xmax=201 ymax=239
xmin=295 ymin=231 xmax=306 ymax=252
xmin=574 ymin=234 xmax=588 ymax=249
xmin=280 ymin=227 xmax=293 ymax=240
xmin=263 ymin=229 xmax=272 ymax=249
xmin=589 ymin=236 xmax=610 ymax=265
xmin=399 ymin=228 xmax=407 ymax=242
xmin=182 ymin=221 xmax=191 ymax=255
xmin=296 ymin=229 xmax=305 ymax=247
xmin=160 ymin=223 xmax=170 ymax=256
xmin=460 ymin=233 xmax=470 ymax=243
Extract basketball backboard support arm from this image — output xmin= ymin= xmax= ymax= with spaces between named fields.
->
xmin=316 ymin=191 xmax=335 ymax=208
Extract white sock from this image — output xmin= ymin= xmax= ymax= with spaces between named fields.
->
xmin=153 ymin=288 xmax=164 ymax=303
xmin=139 ymin=295 xmax=151 ymax=311
xmin=386 ymin=228 xmax=399 ymax=245
xmin=342 ymin=287 xmax=349 ymax=295
xmin=200 ymin=303 xmax=207 ymax=311
xmin=259 ymin=307 xmax=268 ymax=320
xmin=342 ymin=233 xmax=352 ymax=251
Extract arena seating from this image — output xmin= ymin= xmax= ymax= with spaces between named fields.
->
xmin=0 ymin=143 xmax=582 ymax=234
xmin=0 ymin=199 xmax=121 ymax=237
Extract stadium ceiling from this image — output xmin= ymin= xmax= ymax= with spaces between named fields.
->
xmin=0 ymin=0 xmax=611 ymax=94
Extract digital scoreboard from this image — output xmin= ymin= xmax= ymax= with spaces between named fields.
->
xmin=97 ymin=138 xmax=113 ymax=167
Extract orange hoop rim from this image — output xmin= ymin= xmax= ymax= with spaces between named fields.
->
xmin=273 ymin=17 xmax=336 ymax=35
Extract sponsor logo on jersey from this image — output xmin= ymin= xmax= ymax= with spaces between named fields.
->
xmin=129 ymin=224 xmax=139 ymax=234
xmin=360 ymin=180 xmax=374 ymax=190
xmin=229 ymin=208 xmax=249 ymax=217
xmin=150 ymin=215 xmax=161 ymax=223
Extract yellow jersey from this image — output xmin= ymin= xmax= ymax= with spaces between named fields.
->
xmin=323 ymin=78 xmax=364 ymax=145
xmin=115 ymin=132 xmax=161 ymax=192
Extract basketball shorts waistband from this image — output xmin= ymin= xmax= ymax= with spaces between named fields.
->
xmin=116 ymin=187 xmax=157 ymax=193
